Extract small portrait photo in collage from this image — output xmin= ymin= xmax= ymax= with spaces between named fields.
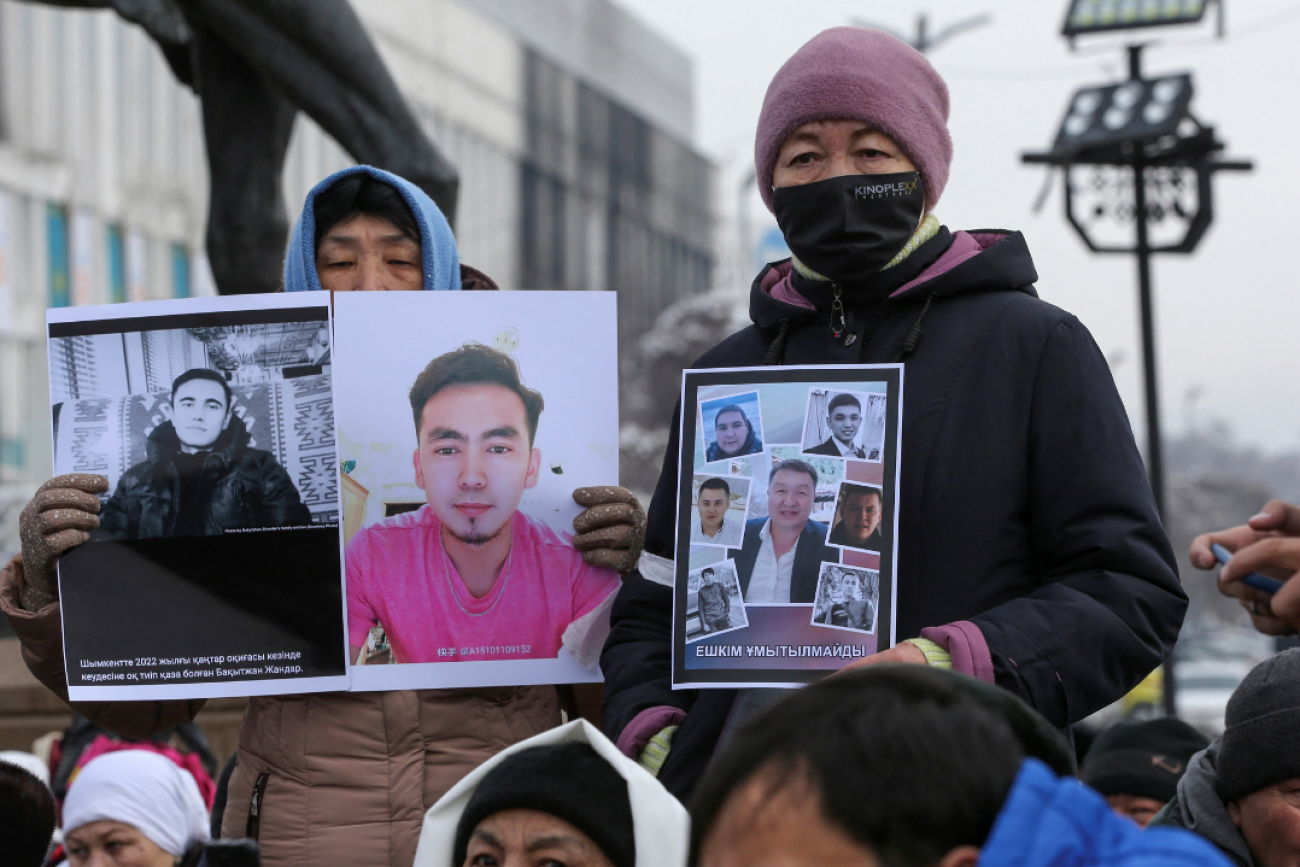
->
xmin=827 ymin=482 xmax=885 ymax=553
xmin=685 ymin=559 xmax=749 ymax=643
xmin=752 ymin=445 xmax=845 ymax=528
xmin=689 ymin=474 xmax=751 ymax=548
xmin=811 ymin=563 xmax=881 ymax=635
xmin=701 ymin=391 xmax=765 ymax=463
xmin=801 ymin=387 xmax=887 ymax=462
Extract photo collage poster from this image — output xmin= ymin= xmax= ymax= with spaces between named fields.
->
xmin=48 ymin=290 xmax=619 ymax=700
xmin=672 ymin=365 xmax=903 ymax=688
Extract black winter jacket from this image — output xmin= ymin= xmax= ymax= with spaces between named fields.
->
xmin=601 ymin=227 xmax=1187 ymax=801
xmin=93 ymin=416 xmax=312 ymax=540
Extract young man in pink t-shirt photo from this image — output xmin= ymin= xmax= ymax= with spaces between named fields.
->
xmin=345 ymin=343 xmax=621 ymax=664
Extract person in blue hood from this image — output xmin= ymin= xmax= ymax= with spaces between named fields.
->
xmin=7 ymin=165 xmax=644 ymax=866
xmin=688 ymin=665 xmax=1230 ymax=867
xmin=283 ymin=165 xmax=462 ymax=295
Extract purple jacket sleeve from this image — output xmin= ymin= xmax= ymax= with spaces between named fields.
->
xmin=921 ymin=621 xmax=995 ymax=683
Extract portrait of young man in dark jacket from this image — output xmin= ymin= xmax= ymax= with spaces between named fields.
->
xmin=92 ymin=368 xmax=312 ymax=540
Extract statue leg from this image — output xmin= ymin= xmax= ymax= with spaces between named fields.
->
xmin=192 ymin=25 xmax=298 ymax=295
xmin=182 ymin=0 xmax=459 ymax=223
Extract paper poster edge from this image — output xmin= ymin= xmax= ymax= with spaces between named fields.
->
xmin=45 ymin=291 xmax=325 ymax=325
xmin=673 ymin=681 xmax=804 ymax=691
xmin=681 ymin=362 xmax=906 ymax=375
xmin=888 ymin=364 xmax=904 ymax=648
xmin=67 ymin=673 xmax=351 ymax=703
xmin=670 ymin=369 xmax=691 ymax=681
xmin=346 ymin=655 xmax=603 ymax=693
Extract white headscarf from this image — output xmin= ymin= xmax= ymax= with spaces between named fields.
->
xmin=62 ymin=750 xmax=211 ymax=858
xmin=413 ymin=719 xmax=689 ymax=867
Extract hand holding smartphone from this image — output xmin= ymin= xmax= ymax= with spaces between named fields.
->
xmin=1210 ymin=542 xmax=1285 ymax=595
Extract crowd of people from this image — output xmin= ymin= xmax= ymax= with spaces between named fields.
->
xmin=4 ymin=23 xmax=1300 ymax=867
xmin=6 ymin=655 xmax=1300 ymax=867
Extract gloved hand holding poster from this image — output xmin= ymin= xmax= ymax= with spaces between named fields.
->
xmin=672 ymin=365 xmax=903 ymax=688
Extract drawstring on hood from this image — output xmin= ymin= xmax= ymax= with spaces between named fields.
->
xmin=762 ymin=320 xmax=791 ymax=365
xmin=893 ymin=293 xmax=936 ymax=363
xmin=283 ymin=165 xmax=460 ymax=293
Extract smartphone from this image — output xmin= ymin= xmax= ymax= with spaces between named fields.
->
xmin=1210 ymin=543 xmax=1284 ymax=595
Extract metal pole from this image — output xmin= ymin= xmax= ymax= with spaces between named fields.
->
xmin=1135 ymin=184 xmax=1178 ymax=718
xmin=1133 ymin=171 xmax=1163 ymax=518
xmin=1127 ymin=44 xmax=1177 ymax=717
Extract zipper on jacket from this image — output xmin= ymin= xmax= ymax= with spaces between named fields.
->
xmin=829 ymin=283 xmax=857 ymax=346
xmin=247 ymin=772 xmax=269 ymax=840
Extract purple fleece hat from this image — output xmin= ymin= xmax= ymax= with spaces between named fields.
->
xmin=755 ymin=27 xmax=953 ymax=212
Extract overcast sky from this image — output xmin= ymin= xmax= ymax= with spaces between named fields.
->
xmin=611 ymin=0 xmax=1300 ymax=455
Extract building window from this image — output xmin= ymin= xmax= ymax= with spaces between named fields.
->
xmin=107 ymin=224 xmax=126 ymax=303
xmin=171 ymin=242 xmax=190 ymax=298
xmin=47 ymin=204 xmax=70 ymax=308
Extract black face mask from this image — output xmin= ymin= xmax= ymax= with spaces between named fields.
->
xmin=773 ymin=172 xmax=926 ymax=284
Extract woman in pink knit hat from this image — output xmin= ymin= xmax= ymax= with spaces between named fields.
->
xmin=601 ymin=27 xmax=1187 ymax=801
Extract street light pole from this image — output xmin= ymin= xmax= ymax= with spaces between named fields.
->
xmin=1134 ymin=171 xmax=1164 ymax=518
xmin=1024 ymin=27 xmax=1252 ymax=719
xmin=1123 ymin=43 xmax=1174 ymax=716
xmin=851 ymin=12 xmax=991 ymax=55
xmin=1127 ymin=45 xmax=1164 ymax=520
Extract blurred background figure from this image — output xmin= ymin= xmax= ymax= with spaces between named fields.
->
xmin=0 ymin=754 xmax=57 ymax=867
xmin=1080 ymin=718 xmax=1210 ymax=827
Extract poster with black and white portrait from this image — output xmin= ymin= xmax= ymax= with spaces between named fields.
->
xmin=48 ymin=294 xmax=347 ymax=702
xmin=812 ymin=563 xmax=880 ymax=635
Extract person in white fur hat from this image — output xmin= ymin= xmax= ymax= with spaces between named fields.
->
xmin=413 ymin=719 xmax=687 ymax=867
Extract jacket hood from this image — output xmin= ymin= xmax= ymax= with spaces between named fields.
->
xmin=980 ymin=758 xmax=1234 ymax=867
xmin=412 ymin=720 xmax=689 ymax=867
xmin=283 ymin=165 xmax=460 ymax=293
xmin=751 ymin=228 xmax=1038 ymax=331
xmin=146 ymin=414 xmax=250 ymax=466
xmin=1167 ymin=742 xmax=1256 ymax=866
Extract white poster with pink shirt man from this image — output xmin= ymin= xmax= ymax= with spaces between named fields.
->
xmin=332 ymin=291 xmax=621 ymax=692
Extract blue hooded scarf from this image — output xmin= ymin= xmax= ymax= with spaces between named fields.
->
xmin=283 ymin=165 xmax=460 ymax=293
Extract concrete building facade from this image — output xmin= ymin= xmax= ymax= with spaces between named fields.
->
xmin=0 ymin=0 xmax=714 ymax=496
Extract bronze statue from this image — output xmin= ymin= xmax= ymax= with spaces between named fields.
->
xmin=40 ymin=0 xmax=459 ymax=295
